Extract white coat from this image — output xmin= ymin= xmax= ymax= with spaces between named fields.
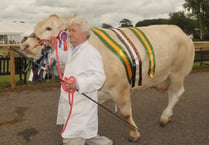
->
xmin=56 ymin=41 xmax=106 ymax=139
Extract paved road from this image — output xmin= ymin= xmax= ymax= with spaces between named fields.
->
xmin=0 ymin=71 xmax=209 ymax=145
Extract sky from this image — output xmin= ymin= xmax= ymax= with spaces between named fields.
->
xmin=0 ymin=0 xmax=185 ymax=27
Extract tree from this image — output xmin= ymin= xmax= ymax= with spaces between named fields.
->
xmin=119 ymin=18 xmax=133 ymax=27
xmin=135 ymin=18 xmax=169 ymax=27
xmin=102 ymin=23 xmax=113 ymax=29
xmin=168 ymin=11 xmax=196 ymax=35
xmin=184 ymin=0 xmax=209 ymax=39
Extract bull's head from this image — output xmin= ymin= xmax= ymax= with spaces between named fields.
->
xmin=20 ymin=13 xmax=76 ymax=60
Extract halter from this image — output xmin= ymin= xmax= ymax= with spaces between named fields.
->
xmin=31 ymin=31 xmax=68 ymax=81
xmin=26 ymin=33 xmax=46 ymax=48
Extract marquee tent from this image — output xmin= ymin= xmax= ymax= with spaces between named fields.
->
xmin=0 ymin=21 xmax=34 ymax=43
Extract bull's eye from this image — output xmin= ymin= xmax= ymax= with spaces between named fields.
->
xmin=36 ymin=37 xmax=41 ymax=41
xmin=46 ymin=27 xmax=52 ymax=31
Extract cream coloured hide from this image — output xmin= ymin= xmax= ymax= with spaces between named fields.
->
xmin=20 ymin=13 xmax=195 ymax=142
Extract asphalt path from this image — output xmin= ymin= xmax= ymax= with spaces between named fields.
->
xmin=0 ymin=71 xmax=209 ymax=145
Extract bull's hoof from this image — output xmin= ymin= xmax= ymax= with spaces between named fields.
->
xmin=159 ymin=118 xmax=171 ymax=127
xmin=159 ymin=121 xmax=167 ymax=127
xmin=128 ymin=136 xmax=140 ymax=142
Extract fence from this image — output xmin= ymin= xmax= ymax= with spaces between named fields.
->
xmin=0 ymin=44 xmax=28 ymax=88
xmin=193 ymin=41 xmax=209 ymax=65
xmin=0 ymin=56 xmax=27 ymax=80
xmin=0 ymin=42 xmax=209 ymax=89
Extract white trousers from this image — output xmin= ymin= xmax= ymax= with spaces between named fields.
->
xmin=63 ymin=135 xmax=113 ymax=145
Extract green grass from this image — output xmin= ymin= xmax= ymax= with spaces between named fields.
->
xmin=192 ymin=61 xmax=209 ymax=70
xmin=0 ymin=72 xmax=59 ymax=89
xmin=0 ymin=74 xmax=28 ymax=88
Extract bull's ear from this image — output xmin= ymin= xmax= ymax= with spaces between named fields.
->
xmin=49 ymin=14 xmax=59 ymax=18
xmin=71 ymin=12 xmax=77 ymax=17
xmin=66 ymin=12 xmax=76 ymax=20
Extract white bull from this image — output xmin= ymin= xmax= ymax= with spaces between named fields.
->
xmin=20 ymin=13 xmax=195 ymax=142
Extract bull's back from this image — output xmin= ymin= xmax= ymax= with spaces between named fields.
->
xmin=89 ymin=25 xmax=194 ymax=89
xmin=137 ymin=25 xmax=194 ymax=87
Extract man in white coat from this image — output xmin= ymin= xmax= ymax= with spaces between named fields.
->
xmin=54 ymin=17 xmax=113 ymax=145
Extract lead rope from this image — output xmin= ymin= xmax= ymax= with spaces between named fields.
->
xmin=53 ymin=35 xmax=75 ymax=136
xmin=53 ymin=34 xmax=138 ymax=133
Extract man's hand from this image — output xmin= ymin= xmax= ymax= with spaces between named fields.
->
xmin=64 ymin=76 xmax=76 ymax=90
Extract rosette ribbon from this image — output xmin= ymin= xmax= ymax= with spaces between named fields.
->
xmin=58 ymin=30 xmax=69 ymax=51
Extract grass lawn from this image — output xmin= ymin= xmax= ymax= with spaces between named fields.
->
xmin=0 ymin=72 xmax=59 ymax=89
xmin=193 ymin=61 xmax=209 ymax=70
xmin=0 ymin=75 xmax=20 ymax=88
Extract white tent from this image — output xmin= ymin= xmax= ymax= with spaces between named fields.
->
xmin=0 ymin=21 xmax=34 ymax=43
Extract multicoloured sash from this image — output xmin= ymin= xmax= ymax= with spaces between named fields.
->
xmin=92 ymin=28 xmax=133 ymax=83
xmin=92 ymin=27 xmax=155 ymax=87
xmin=111 ymin=28 xmax=142 ymax=87
xmin=129 ymin=27 xmax=155 ymax=78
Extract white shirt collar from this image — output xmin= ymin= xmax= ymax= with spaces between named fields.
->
xmin=71 ymin=41 xmax=88 ymax=56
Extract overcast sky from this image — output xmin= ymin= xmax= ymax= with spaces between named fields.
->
xmin=0 ymin=0 xmax=185 ymax=27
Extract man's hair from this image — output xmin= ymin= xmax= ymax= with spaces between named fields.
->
xmin=68 ymin=16 xmax=90 ymax=38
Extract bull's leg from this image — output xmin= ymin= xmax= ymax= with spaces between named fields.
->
xmin=160 ymin=75 xmax=185 ymax=126
xmin=112 ymin=87 xmax=140 ymax=142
